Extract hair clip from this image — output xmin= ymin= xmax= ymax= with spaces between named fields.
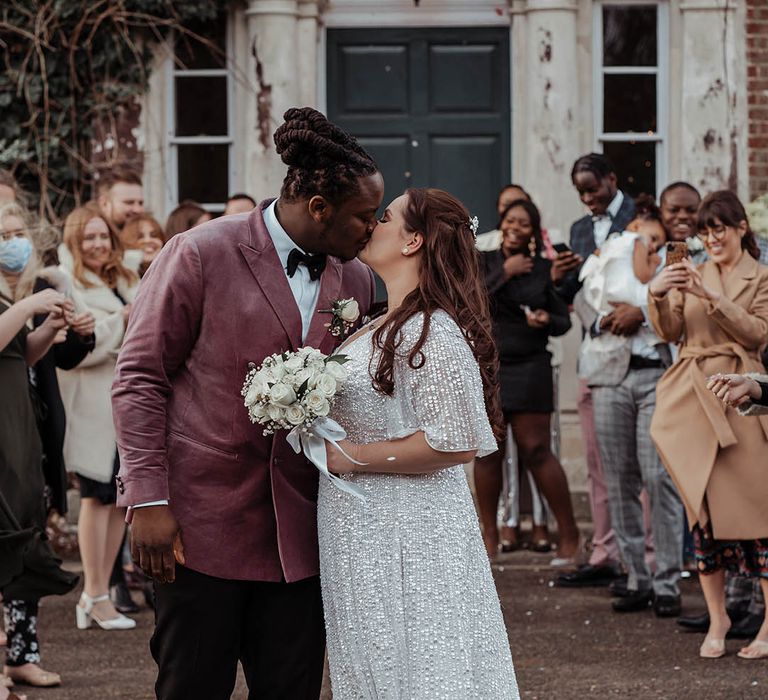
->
xmin=468 ymin=216 xmax=479 ymax=239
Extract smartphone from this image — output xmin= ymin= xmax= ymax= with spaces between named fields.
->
xmin=552 ymin=242 xmax=571 ymax=254
xmin=665 ymin=241 xmax=689 ymax=266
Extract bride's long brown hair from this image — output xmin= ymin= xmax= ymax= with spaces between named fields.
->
xmin=371 ymin=188 xmax=504 ymax=440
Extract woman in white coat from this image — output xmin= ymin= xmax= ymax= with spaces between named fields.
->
xmin=58 ymin=204 xmax=140 ymax=631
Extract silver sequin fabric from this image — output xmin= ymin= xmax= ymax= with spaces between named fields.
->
xmin=319 ymin=311 xmax=519 ymax=700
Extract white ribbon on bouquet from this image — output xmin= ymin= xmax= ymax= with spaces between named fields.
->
xmin=286 ymin=417 xmax=367 ymax=501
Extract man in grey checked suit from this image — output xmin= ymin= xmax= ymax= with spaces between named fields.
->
xmin=554 ymin=154 xmax=637 ymax=591
xmin=570 ymin=193 xmax=683 ymax=618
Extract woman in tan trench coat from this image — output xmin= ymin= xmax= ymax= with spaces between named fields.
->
xmin=648 ymin=190 xmax=768 ymax=661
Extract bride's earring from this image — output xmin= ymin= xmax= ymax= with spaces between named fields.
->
xmin=402 ymin=247 xmax=409 ymax=255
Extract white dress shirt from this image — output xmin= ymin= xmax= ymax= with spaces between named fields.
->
xmin=132 ymin=200 xmax=320 ymax=510
xmin=592 ymin=190 xmax=625 ymax=249
xmin=263 ymin=199 xmax=321 ymax=344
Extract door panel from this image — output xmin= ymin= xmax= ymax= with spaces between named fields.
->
xmin=429 ymin=135 xmax=502 ymax=226
xmin=428 ymin=44 xmax=499 ymax=113
xmin=339 ymin=45 xmax=410 ymax=114
xmin=328 ymin=27 xmax=510 ymax=238
xmin=357 ymin=136 xmax=412 ymax=199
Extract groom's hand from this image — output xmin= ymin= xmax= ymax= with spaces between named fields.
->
xmin=130 ymin=505 xmax=185 ymax=583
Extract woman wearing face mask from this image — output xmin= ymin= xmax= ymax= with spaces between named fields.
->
xmin=473 ymin=199 xmax=579 ymax=564
xmin=0 ymin=204 xmax=80 ymax=692
xmin=649 ymin=190 xmax=768 ymax=659
xmin=57 ymin=204 xmax=141 ymax=632
xmin=319 ymin=188 xmax=518 ymax=698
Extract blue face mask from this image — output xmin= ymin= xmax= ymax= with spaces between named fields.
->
xmin=0 ymin=236 xmax=33 ymax=274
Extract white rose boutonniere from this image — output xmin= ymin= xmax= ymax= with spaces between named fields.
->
xmin=320 ymin=297 xmax=361 ymax=339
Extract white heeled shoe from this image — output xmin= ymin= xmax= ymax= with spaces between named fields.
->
xmin=75 ymin=593 xmax=136 ymax=631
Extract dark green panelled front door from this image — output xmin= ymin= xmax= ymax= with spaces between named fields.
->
xmin=327 ymin=27 xmax=511 ymax=238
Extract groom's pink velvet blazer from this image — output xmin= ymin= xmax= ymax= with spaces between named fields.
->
xmin=112 ymin=201 xmax=375 ymax=582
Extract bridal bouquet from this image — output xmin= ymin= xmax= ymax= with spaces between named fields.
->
xmin=241 ymin=347 xmax=366 ymax=499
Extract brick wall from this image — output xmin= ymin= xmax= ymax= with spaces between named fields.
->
xmin=747 ymin=0 xmax=768 ymax=200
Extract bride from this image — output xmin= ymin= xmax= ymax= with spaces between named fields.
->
xmin=320 ymin=188 xmax=519 ymax=699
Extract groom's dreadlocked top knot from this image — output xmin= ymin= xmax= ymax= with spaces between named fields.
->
xmin=274 ymin=107 xmax=378 ymax=204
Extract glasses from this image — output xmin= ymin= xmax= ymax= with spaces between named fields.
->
xmin=696 ymin=224 xmax=728 ymax=242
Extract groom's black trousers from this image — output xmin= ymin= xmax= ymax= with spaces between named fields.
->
xmin=151 ymin=565 xmax=325 ymax=700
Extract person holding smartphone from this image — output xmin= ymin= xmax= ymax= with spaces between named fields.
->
xmin=475 ymin=198 xmax=579 ymax=564
xmin=649 ymin=190 xmax=768 ymax=660
xmin=553 ymin=153 xmax=636 ymax=590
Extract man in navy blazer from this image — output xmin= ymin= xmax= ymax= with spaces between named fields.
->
xmin=553 ymin=153 xmax=638 ymax=590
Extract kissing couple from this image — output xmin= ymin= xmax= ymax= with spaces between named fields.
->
xmin=112 ymin=108 xmax=519 ymax=700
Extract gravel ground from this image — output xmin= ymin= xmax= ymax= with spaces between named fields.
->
xmin=5 ymin=551 xmax=768 ymax=700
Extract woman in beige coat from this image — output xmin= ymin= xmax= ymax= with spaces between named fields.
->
xmin=58 ymin=204 xmax=140 ymax=631
xmin=648 ymin=190 xmax=768 ymax=661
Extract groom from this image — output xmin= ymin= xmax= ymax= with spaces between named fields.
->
xmin=112 ymin=107 xmax=384 ymax=699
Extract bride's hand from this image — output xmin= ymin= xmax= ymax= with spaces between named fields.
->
xmin=326 ymin=440 xmax=361 ymax=475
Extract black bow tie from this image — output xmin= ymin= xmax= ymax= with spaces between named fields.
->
xmin=286 ymin=248 xmax=327 ymax=281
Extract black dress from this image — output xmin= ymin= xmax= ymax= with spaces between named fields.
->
xmin=482 ymin=252 xmax=571 ymax=414
xmin=0 ymin=294 xmax=78 ymax=600
xmin=32 ymin=276 xmax=95 ymax=514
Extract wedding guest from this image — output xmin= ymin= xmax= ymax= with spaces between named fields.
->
xmin=58 ymin=204 xmax=141 ymax=631
xmin=476 ymin=184 xmax=530 ymax=252
xmin=0 ymin=171 xmax=24 ymax=206
xmin=0 ymin=204 xmax=79 ymax=689
xmin=164 ymin=200 xmax=212 ymax=240
xmin=475 ymin=184 xmax=554 ymax=550
xmin=649 ymin=190 xmax=768 ymax=659
xmin=553 ymin=153 xmax=635 ymax=589
xmin=224 ymin=193 xmax=256 ymax=216
xmin=474 ymin=199 xmax=579 ymax=564
xmin=120 ymin=214 xmax=165 ymax=277
xmin=95 ymin=165 xmax=144 ymax=233
xmin=577 ymin=196 xmax=683 ymax=616
xmin=659 ymin=182 xmax=706 ymax=264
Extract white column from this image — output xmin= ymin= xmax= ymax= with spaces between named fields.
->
xmin=297 ymin=0 xmax=320 ymax=107
xmin=245 ymin=0 xmax=301 ymax=199
xmin=512 ymin=0 xmax=582 ymax=242
xmin=678 ymin=0 xmax=748 ymax=198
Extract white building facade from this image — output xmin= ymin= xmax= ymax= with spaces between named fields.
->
xmin=137 ymin=0 xmax=757 ymax=495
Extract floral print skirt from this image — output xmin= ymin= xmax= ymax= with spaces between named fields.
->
xmin=693 ymin=521 xmax=768 ymax=578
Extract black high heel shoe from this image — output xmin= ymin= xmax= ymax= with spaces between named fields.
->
xmin=110 ymin=581 xmax=139 ymax=614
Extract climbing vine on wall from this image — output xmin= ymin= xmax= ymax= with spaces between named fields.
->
xmin=0 ymin=1 xmax=229 ymax=221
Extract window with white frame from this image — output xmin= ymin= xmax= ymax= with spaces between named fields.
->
xmin=594 ymin=2 xmax=667 ymax=197
xmin=167 ymin=14 xmax=232 ymax=214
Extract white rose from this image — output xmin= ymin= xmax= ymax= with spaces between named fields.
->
xmin=339 ymin=299 xmax=360 ymax=322
xmin=245 ymin=382 xmax=261 ymax=407
xmin=292 ymin=367 xmax=314 ymax=391
xmin=283 ymin=354 xmax=305 ymax=373
xmin=324 ymin=360 xmax=348 ymax=383
xmin=249 ymin=403 xmax=267 ymax=421
xmin=267 ymin=404 xmax=284 ymax=422
xmin=308 ymin=359 xmax=326 ymax=375
xmin=263 ymin=364 xmax=286 ymax=383
xmin=285 ymin=403 xmax=307 ymax=425
xmin=315 ymin=373 xmax=339 ymax=397
xmin=304 ymin=390 xmax=331 ymax=417
xmin=269 ymin=383 xmax=297 ymax=407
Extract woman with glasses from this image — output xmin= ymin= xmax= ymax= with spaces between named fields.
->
xmin=649 ymin=190 xmax=768 ymax=660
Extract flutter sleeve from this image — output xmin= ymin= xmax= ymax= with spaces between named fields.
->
xmin=387 ymin=311 xmax=498 ymax=458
